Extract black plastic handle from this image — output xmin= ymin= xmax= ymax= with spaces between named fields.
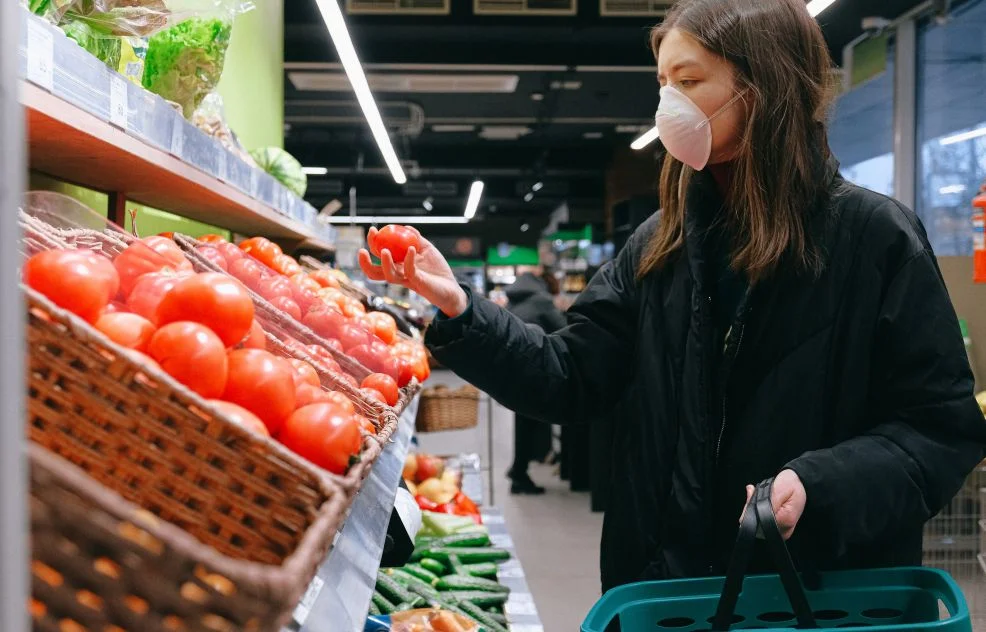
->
xmin=711 ymin=479 xmax=817 ymax=631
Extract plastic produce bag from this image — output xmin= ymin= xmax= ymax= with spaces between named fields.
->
xmin=47 ymin=0 xmax=171 ymax=36
xmin=192 ymin=92 xmax=257 ymax=166
xmin=142 ymin=0 xmax=254 ymax=118
xmin=364 ymin=609 xmax=480 ymax=632
xmin=61 ymin=17 xmax=122 ymax=69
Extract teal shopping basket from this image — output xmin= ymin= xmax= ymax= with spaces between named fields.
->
xmin=582 ymin=479 xmax=972 ymax=632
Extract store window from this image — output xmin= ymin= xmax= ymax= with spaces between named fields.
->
xmin=828 ymin=42 xmax=896 ymax=197
xmin=917 ymin=0 xmax=986 ymax=256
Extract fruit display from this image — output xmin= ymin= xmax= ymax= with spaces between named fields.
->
xmin=372 ymin=514 xmax=511 ymax=632
xmin=403 ymin=453 xmax=481 ymax=522
xmin=22 ymin=239 xmax=368 ymax=476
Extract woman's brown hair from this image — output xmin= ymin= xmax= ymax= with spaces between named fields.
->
xmin=639 ymin=0 xmax=837 ymax=282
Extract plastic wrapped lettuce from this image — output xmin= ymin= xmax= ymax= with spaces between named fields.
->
xmin=29 ymin=0 xmax=52 ymax=16
xmin=48 ymin=0 xmax=170 ymax=36
xmin=61 ymin=18 xmax=122 ymax=69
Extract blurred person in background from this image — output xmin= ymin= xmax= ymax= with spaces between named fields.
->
xmin=503 ymin=269 xmax=566 ymax=494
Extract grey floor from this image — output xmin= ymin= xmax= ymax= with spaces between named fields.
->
xmin=416 ymin=370 xmax=603 ymax=632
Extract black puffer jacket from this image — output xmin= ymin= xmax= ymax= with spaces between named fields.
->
xmin=504 ymin=273 xmax=567 ymax=334
xmin=426 ymin=160 xmax=986 ymax=591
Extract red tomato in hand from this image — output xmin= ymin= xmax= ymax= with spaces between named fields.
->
xmin=270 ymin=295 xmax=302 ymax=320
xmin=369 ymin=225 xmax=420 ymax=263
xmin=148 ymin=322 xmax=228 ymax=398
xmin=157 ymin=273 xmax=255 ymax=347
xmin=360 ymin=387 xmax=387 ymax=407
xmin=295 ymin=382 xmax=332 ymax=408
xmin=223 ymin=349 xmax=296 ymax=435
xmin=289 ymin=358 xmax=321 ymax=388
xmin=364 ymin=312 xmax=398 ymax=345
xmin=228 ymin=258 xmax=267 ymax=293
xmin=24 ymin=249 xmax=120 ymax=323
xmin=126 ymin=272 xmax=185 ymax=325
xmin=362 ymin=373 xmax=399 ymax=406
xmin=279 ymin=403 xmax=361 ymax=475
xmin=195 ymin=245 xmax=228 ymax=272
xmin=243 ymin=320 xmax=267 ymax=349
xmin=257 ymin=276 xmax=294 ymax=303
xmin=95 ymin=312 xmax=156 ymax=352
xmin=208 ymin=399 xmax=269 ymax=437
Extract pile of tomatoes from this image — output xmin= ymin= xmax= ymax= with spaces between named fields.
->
xmin=22 ymin=236 xmax=394 ymax=476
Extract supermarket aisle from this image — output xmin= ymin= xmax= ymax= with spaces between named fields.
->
xmin=417 ymin=371 xmax=604 ymax=631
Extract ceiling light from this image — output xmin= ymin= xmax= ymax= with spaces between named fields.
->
xmin=530 ymin=92 xmax=545 ymax=102
xmin=431 ymin=124 xmax=476 ymax=133
xmin=532 ymin=182 xmax=543 ymax=192
xmin=806 ymin=0 xmax=837 ymax=17
xmin=464 ymin=180 xmax=484 ymax=220
xmin=521 ymin=223 xmax=530 ymax=232
xmin=423 ymin=197 xmax=434 ymax=211
xmin=938 ymin=184 xmax=968 ymax=195
xmin=630 ymin=126 xmax=660 ymax=150
xmin=939 ymin=127 xmax=986 ymax=146
xmin=312 ymin=0 xmax=407 ymax=185
xmin=524 ymin=192 xmax=534 ymax=202
xmin=616 ymin=124 xmax=650 ymax=134
xmin=303 ymin=166 xmax=329 ymax=175
xmin=324 ymin=215 xmax=469 ymax=225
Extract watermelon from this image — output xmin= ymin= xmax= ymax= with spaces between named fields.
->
xmin=249 ymin=147 xmax=308 ymax=198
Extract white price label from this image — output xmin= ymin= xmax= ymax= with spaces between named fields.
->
xmin=26 ymin=20 xmax=54 ymax=92
xmin=109 ymin=76 xmax=128 ymax=129
xmin=291 ymin=575 xmax=324 ymax=625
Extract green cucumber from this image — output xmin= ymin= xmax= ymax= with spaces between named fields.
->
xmin=390 ymin=569 xmax=443 ymax=600
xmin=436 ymin=574 xmax=509 ymax=593
xmin=393 ymin=602 xmax=416 ymax=612
xmin=419 ymin=557 xmax=447 ymax=575
xmin=375 ymin=571 xmax=420 ymax=607
xmin=447 ymin=553 xmax=467 ymax=575
xmin=426 ymin=547 xmax=510 ymax=564
xmin=429 ymin=533 xmax=491 ymax=548
xmin=441 ymin=590 xmax=509 ymax=608
xmin=462 ymin=562 xmax=498 ymax=578
xmin=403 ymin=563 xmax=440 ymax=584
xmin=458 ymin=599 xmax=509 ymax=632
xmin=371 ymin=591 xmax=394 ymax=615
xmin=367 ymin=600 xmax=380 ymax=616
xmin=486 ymin=609 xmax=507 ymax=625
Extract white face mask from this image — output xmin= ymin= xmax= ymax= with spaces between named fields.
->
xmin=654 ymin=85 xmax=746 ymax=171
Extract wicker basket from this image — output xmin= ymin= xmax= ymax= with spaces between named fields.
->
xmin=416 ymin=384 xmax=481 ymax=432
xmin=29 ymin=443 xmax=340 ymax=632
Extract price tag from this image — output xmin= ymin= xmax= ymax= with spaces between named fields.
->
xmin=291 ymin=575 xmax=324 ymax=625
xmin=109 ymin=76 xmax=128 ymax=129
xmin=26 ymin=19 xmax=54 ymax=92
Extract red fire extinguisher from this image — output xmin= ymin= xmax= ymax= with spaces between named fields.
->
xmin=974 ymin=190 xmax=986 ymax=283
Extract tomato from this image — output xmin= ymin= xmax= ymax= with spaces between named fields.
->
xmin=289 ymin=358 xmax=321 ymax=388
xmin=290 ymin=273 xmax=321 ymax=294
xmin=394 ymin=355 xmax=415 ymax=387
xmin=115 ymin=237 xmax=192 ymax=296
xmin=377 ymin=353 xmax=401 ymax=382
xmin=325 ymin=391 xmax=356 ymax=417
xmin=147 ymin=322 xmax=228 ymax=398
xmin=239 ymin=237 xmax=281 ymax=268
xmin=295 ymin=382 xmax=332 ymax=408
xmin=158 ymin=232 xmax=175 ymax=239
xmin=362 ymin=373 xmax=399 ymax=406
xmin=95 ymin=312 xmax=156 ymax=352
xmin=257 ymin=275 xmax=293 ymax=303
xmin=333 ymin=371 xmax=360 ymax=391
xmin=360 ymin=387 xmax=387 ymax=407
xmin=323 ymin=338 xmax=344 ymax=354
xmin=156 ymin=273 xmax=254 ymax=347
xmin=195 ymin=246 xmax=228 ymax=272
xmin=228 ymin=258 xmax=267 ymax=293
xmin=302 ymin=306 xmax=346 ymax=340
xmin=243 ymin=320 xmax=267 ymax=349
xmin=316 ymin=287 xmax=348 ymax=309
xmin=278 ymin=403 xmax=361 ymax=475
xmin=291 ymin=283 xmax=319 ymax=314
xmin=341 ymin=298 xmax=366 ymax=318
xmin=216 ymin=242 xmax=245 ymax=266
xmin=369 ymin=225 xmax=420 ymax=263
xmin=338 ymin=322 xmax=372 ymax=352
xmin=273 ymin=254 xmax=302 ymax=277
xmin=307 ymin=270 xmax=340 ymax=289
xmin=223 ymin=349 xmax=296 ymax=435
xmin=363 ymin=312 xmax=398 ymax=345
xmin=357 ymin=415 xmax=377 ymax=435
xmin=270 ymin=295 xmax=302 ymax=320
xmin=348 ymin=344 xmax=381 ymax=374
xmin=304 ymin=344 xmax=341 ymax=373
xmin=24 ymin=249 xmax=120 ymax=324
xmin=208 ymin=400 xmax=269 ymax=437
xmin=198 ymin=234 xmax=227 ymax=244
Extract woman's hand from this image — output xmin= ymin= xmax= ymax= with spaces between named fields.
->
xmin=358 ymin=227 xmax=469 ymax=318
xmin=740 ymin=469 xmax=807 ymax=540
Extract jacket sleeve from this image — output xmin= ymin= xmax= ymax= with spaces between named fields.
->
xmin=425 ymin=228 xmax=646 ymax=425
xmin=787 ymin=249 xmax=986 ymax=555
xmin=535 ymin=296 xmax=568 ymax=334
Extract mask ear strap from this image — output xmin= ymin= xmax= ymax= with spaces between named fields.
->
xmin=698 ymin=88 xmax=748 ymax=129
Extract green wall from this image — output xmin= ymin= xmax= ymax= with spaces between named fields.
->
xmin=218 ymin=0 xmax=285 ymax=151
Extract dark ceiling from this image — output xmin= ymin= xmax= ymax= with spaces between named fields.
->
xmin=283 ymin=0 xmax=929 ymax=239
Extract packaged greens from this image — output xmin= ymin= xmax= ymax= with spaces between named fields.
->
xmin=61 ymin=18 xmax=122 ymax=69
xmin=48 ymin=0 xmax=170 ymax=37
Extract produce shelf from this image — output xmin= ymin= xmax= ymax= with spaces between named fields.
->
xmin=17 ymin=8 xmax=334 ymax=250
xmin=287 ymin=396 xmax=419 ymax=632
xmin=482 ymin=507 xmax=545 ymax=631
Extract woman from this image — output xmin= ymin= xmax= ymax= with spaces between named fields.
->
xmin=360 ymin=0 xmax=986 ymax=591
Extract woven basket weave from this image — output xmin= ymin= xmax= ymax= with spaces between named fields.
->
xmin=415 ymin=384 xmax=481 ymax=432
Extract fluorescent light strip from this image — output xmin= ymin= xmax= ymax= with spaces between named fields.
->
xmin=464 ymin=180 xmax=485 ymax=220
xmin=630 ymin=126 xmax=660 ymax=150
xmin=806 ymin=0 xmax=837 ymax=17
xmin=302 ymin=166 xmax=328 ymax=175
xmin=940 ymin=127 xmax=986 ymax=146
xmin=324 ymin=216 xmax=469 ymax=225
xmin=312 ymin=0 xmax=407 ymax=185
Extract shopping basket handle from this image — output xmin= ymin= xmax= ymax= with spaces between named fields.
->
xmin=711 ymin=479 xmax=817 ymax=631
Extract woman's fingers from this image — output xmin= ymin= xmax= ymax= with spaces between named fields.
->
xmin=358 ymin=249 xmax=386 ymax=281
xmin=405 ymin=246 xmax=419 ymax=283
xmin=380 ymin=249 xmax=404 ymax=285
